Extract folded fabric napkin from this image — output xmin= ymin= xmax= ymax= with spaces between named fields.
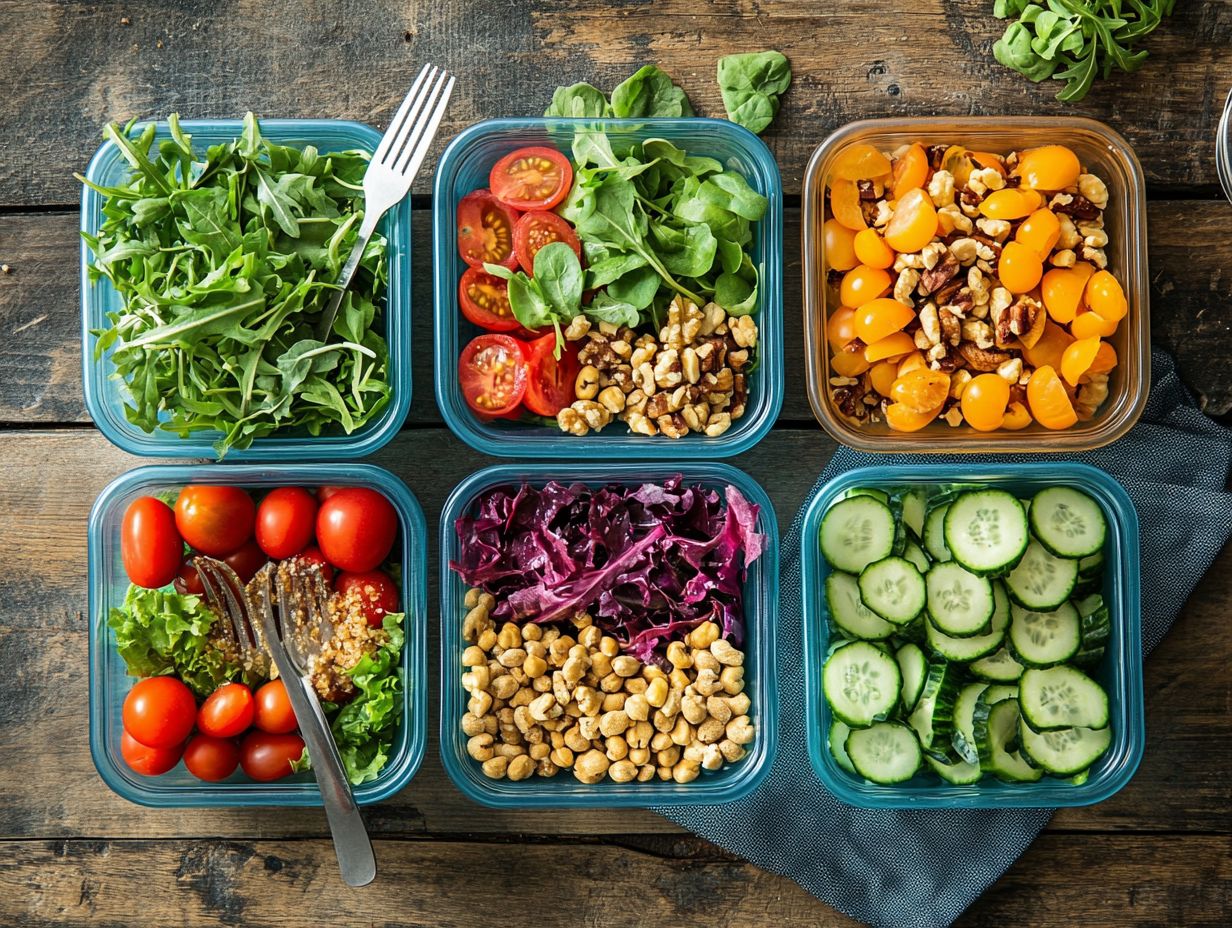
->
xmin=656 ymin=349 xmax=1232 ymax=928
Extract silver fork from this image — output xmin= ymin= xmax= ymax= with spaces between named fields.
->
xmin=317 ymin=62 xmax=456 ymax=338
xmin=194 ymin=556 xmax=377 ymax=887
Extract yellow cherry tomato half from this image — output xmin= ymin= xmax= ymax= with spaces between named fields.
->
xmin=1027 ymin=365 xmax=1078 ymax=430
xmin=890 ymin=368 xmax=951 ymax=414
xmin=1085 ymin=270 xmax=1128 ymax=322
xmin=1015 ymin=145 xmax=1081 ymax=192
xmin=831 ymin=179 xmax=867 ymax=231
xmin=897 ymin=351 xmax=928 ymax=377
xmin=853 ymin=228 xmax=896 ymax=269
xmin=823 ymin=218 xmax=859 ymax=272
xmin=979 ymin=189 xmax=1034 ymax=221
xmin=1070 ymin=309 xmax=1118 ymax=340
xmin=1015 ymin=208 xmax=1061 ymax=257
xmin=1001 ymin=401 xmax=1032 ymax=430
xmin=1060 ymin=336 xmax=1102 ymax=386
xmin=832 ymin=143 xmax=893 ymax=181
xmin=1022 ymin=320 xmax=1075 ymax=372
xmin=884 ymin=188 xmax=939 ymax=254
xmin=841 ymin=265 xmax=892 ymax=308
xmin=892 ymin=143 xmax=929 ymax=200
xmin=855 ymin=297 xmax=915 ymax=344
xmin=998 ymin=241 xmax=1044 ymax=294
xmin=827 ymin=306 xmax=857 ymax=349
xmin=885 ymin=401 xmax=944 ymax=432
xmin=831 ymin=347 xmax=871 ymax=377
xmin=864 ymin=330 xmax=916 ymax=363
xmin=868 ymin=359 xmax=900 ymax=397
xmin=961 ymin=373 xmax=1011 ymax=432
xmin=1041 ymin=267 xmax=1086 ymax=324
xmin=1088 ymin=340 xmax=1118 ymax=376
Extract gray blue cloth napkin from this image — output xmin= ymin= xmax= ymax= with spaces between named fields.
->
xmin=655 ymin=349 xmax=1232 ymax=927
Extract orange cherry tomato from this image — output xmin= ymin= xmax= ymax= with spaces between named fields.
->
xmin=864 ymin=331 xmax=916 ymax=362
xmin=869 ymin=359 xmax=900 ymax=397
xmin=827 ymin=306 xmax=857 ymax=348
xmin=1018 ymin=189 xmax=1045 ymax=211
xmin=890 ymin=368 xmax=950 ymax=414
xmin=832 ymin=143 xmax=892 ymax=181
xmin=1070 ymin=261 xmax=1096 ymax=283
xmin=1070 ymin=310 xmax=1118 ymax=340
xmin=1001 ymin=401 xmax=1032 ymax=430
xmin=892 ymin=144 xmax=929 ymax=200
xmin=831 ymin=348 xmax=872 ymax=377
xmin=998 ymin=241 xmax=1044 ymax=294
xmin=1016 ymin=209 xmax=1061 ymax=256
xmin=853 ymin=228 xmax=896 ymax=269
xmin=897 ymin=351 xmax=927 ymax=376
xmin=961 ymin=373 xmax=1011 ymax=431
xmin=1015 ymin=145 xmax=1081 ymax=191
xmin=855 ymin=298 xmax=914 ymax=343
xmin=1085 ymin=270 xmax=1128 ymax=322
xmin=1022 ymin=321 xmax=1075 ymax=372
xmin=1027 ymin=365 xmax=1078 ymax=430
xmin=824 ymin=218 xmax=859 ymax=271
xmin=831 ymin=179 xmax=867 ymax=231
xmin=841 ymin=265 xmax=892 ymax=307
xmin=885 ymin=402 xmax=943 ymax=432
xmin=1041 ymin=267 xmax=1086 ymax=324
xmin=979 ymin=189 xmax=1034 ymax=221
xmin=1088 ymin=340 xmax=1118 ymax=375
xmin=941 ymin=146 xmax=975 ymax=188
xmin=884 ymin=188 xmax=939 ymax=253
xmin=1060 ymin=336 xmax=1102 ymax=386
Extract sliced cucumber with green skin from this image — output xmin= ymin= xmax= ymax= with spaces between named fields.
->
xmin=1029 ymin=486 xmax=1107 ymax=559
xmin=896 ymin=642 xmax=928 ymax=713
xmin=924 ymin=504 xmax=952 ymax=563
xmin=1078 ymin=552 xmax=1104 ymax=578
xmin=973 ymin=695 xmax=1043 ymax=782
xmin=822 ymin=640 xmax=902 ymax=727
xmin=845 ymin=721 xmax=923 ymax=784
xmin=821 ymin=496 xmax=897 ymax=574
xmin=944 ymin=490 xmax=1029 ymax=577
xmin=859 ymin=556 xmax=927 ymax=625
xmin=907 ymin=660 xmax=960 ymax=757
xmin=1018 ymin=719 xmax=1112 ymax=775
xmin=897 ymin=488 xmax=927 ymax=538
xmin=927 ymin=581 xmax=1010 ymax=661
xmin=1073 ymin=594 xmax=1111 ymax=667
xmin=926 ymin=753 xmax=983 ymax=785
xmin=1008 ymin=601 xmax=1081 ymax=668
xmin=969 ymin=646 xmax=1025 ymax=682
xmin=926 ymin=561 xmax=994 ymax=637
xmin=985 ymin=684 xmax=1019 ymax=704
xmin=829 ymin=719 xmax=857 ymax=774
xmin=1068 ymin=768 xmax=1091 ymax=786
xmin=844 ymin=487 xmax=890 ymax=504
xmin=1006 ymin=540 xmax=1078 ymax=611
xmin=827 ymin=572 xmax=897 ymax=641
xmin=903 ymin=538 xmax=931 ymax=574
xmin=952 ymin=682 xmax=990 ymax=764
xmin=893 ymin=616 xmax=927 ymax=647
xmin=1019 ymin=665 xmax=1109 ymax=731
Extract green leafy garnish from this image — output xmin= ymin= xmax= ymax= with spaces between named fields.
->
xmin=78 ymin=114 xmax=392 ymax=457
xmin=545 ymin=82 xmax=612 ymax=118
xmin=484 ymin=240 xmax=586 ymax=355
xmin=992 ymin=0 xmax=1176 ymax=102
xmin=328 ymin=613 xmax=406 ymax=785
xmin=610 ymin=65 xmax=695 ymax=118
xmin=717 ymin=51 xmax=793 ymax=134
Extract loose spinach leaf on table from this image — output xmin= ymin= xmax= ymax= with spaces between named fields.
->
xmin=545 ymin=82 xmax=612 ymax=118
xmin=610 ymin=65 xmax=695 ymax=118
xmin=717 ymin=51 xmax=792 ymax=135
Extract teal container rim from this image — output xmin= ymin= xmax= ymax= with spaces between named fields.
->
xmin=437 ymin=461 xmax=780 ymax=808
xmin=79 ymin=118 xmax=413 ymax=461
xmin=800 ymin=462 xmax=1144 ymax=809
xmin=432 ymin=116 xmax=784 ymax=459
xmin=87 ymin=463 xmax=428 ymax=807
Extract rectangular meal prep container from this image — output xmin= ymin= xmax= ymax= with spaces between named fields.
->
xmin=801 ymin=116 xmax=1150 ymax=453
xmin=88 ymin=463 xmax=428 ymax=807
xmin=433 ymin=117 xmax=784 ymax=459
xmin=80 ymin=119 xmax=413 ymax=460
xmin=438 ymin=462 xmax=779 ymax=807
xmin=801 ymin=462 xmax=1143 ymax=809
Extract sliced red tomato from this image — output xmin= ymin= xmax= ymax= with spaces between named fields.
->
xmin=490 ymin=146 xmax=573 ymax=211
xmin=521 ymin=332 xmax=580 ymax=417
xmin=513 ymin=210 xmax=582 ymax=273
xmin=459 ymin=266 xmax=520 ymax=332
xmin=457 ymin=189 xmax=519 ymax=269
xmin=459 ymin=334 xmax=528 ymax=417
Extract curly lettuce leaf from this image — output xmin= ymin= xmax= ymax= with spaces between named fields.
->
xmin=327 ymin=612 xmax=405 ymax=786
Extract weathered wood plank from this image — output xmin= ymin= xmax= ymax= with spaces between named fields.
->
xmin=0 ymin=1 xmax=1227 ymax=205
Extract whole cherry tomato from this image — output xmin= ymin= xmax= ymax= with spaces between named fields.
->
xmin=174 ymin=559 xmax=205 ymax=596
xmin=223 ymin=540 xmax=268 ymax=583
xmin=255 ymin=487 xmax=318 ymax=560
xmin=197 ymin=682 xmax=256 ymax=739
xmin=174 ymin=486 xmax=255 ymax=557
xmin=183 ymin=734 xmax=241 ymax=782
xmin=240 ymin=731 xmax=306 ymax=782
xmin=121 ymin=497 xmax=183 ymax=589
xmin=316 ymin=488 xmax=398 ymax=573
xmin=120 ymin=729 xmax=183 ymax=776
xmin=122 ymin=676 xmax=197 ymax=749
xmin=254 ymin=680 xmax=298 ymax=735
xmin=335 ymin=570 xmax=400 ymax=627
xmin=291 ymin=546 xmax=334 ymax=584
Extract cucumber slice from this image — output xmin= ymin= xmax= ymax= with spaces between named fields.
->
xmin=944 ymin=490 xmax=1029 ymax=576
xmin=907 ymin=660 xmax=960 ymax=756
xmin=903 ymin=538 xmax=931 ymax=574
xmin=1073 ymin=594 xmax=1111 ymax=667
xmin=969 ymin=646 xmax=1025 ymax=682
xmin=822 ymin=640 xmax=902 ymax=727
xmin=859 ymin=556 xmax=927 ymax=625
xmin=1006 ymin=540 xmax=1078 ymax=611
xmin=1019 ymin=666 xmax=1110 ymax=731
xmin=826 ymin=572 xmax=897 ymax=641
xmin=1018 ymin=719 xmax=1112 ymax=775
xmin=897 ymin=488 xmax=927 ymax=538
xmin=926 ymin=561 xmax=995 ymax=637
xmin=844 ymin=487 xmax=890 ymax=504
xmin=1029 ymin=486 xmax=1107 ymax=559
xmin=1068 ymin=768 xmax=1091 ymax=786
xmin=896 ymin=642 xmax=928 ymax=713
xmin=829 ymin=719 xmax=857 ymax=774
xmin=985 ymin=684 xmax=1019 ymax=704
xmin=845 ymin=721 xmax=922 ymax=784
xmin=926 ymin=753 xmax=983 ymax=785
xmin=1078 ymin=552 xmax=1105 ymax=578
xmin=973 ymin=695 xmax=1043 ymax=782
xmin=821 ymin=496 xmax=896 ymax=574
xmin=1008 ymin=601 xmax=1081 ymax=668
xmin=923 ymin=504 xmax=952 ymax=562
xmin=927 ymin=580 xmax=1010 ymax=661
xmin=952 ymin=682 xmax=990 ymax=764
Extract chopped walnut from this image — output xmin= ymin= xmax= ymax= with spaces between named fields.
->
xmin=927 ymin=170 xmax=956 ymax=207
xmin=1050 ymin=249 xmax=1077 ymax=268
xmin=1077 ymin=173 xmax=1109 ymax=209
xmin=939 ymin=307 xmax=962 ymax=346
xmin=894 ymin=268 xmax=921 ymax=305
xmin=957 ymin=342 xmax=1012 ymax=372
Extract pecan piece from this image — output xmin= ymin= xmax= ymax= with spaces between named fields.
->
xmin=1051 ymin=193 xmax=1101 ymax=221
xmin=994 ymin=296 xmax=1044 ymax=349
xmin=1003 ymin=174 xmax=1022 ymax=188
xmin=957 ymin=342 xmax=1012 ymax=372
xmin=960 ymin=186 xmax=982 ymax=209
xmin=856 ymin=179 xmax=878 ymax=200
xmin=938 ymin=308 xmax=962 ymax=346
xmin=926 ymin=144 xmax=948 ymax=170
xmin=645 ymin=392 xmax=673 ymax=419
xmin=833 ymin=383 xmax=868 ymax=419
xmin=578 ymin=336 xmax=622 ymax=370
xmin=730 ymin=372 xmax=748 ymax=419
xmin=919 ymin=250 xmax=960 ymax=295
xmin=933 ymin=348 xmax=962 ymax=373
xmin=932 ymin=278 xmax=964 ymax=308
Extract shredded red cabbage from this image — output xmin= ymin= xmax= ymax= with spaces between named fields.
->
xmin=450 ymin=477 xmax=766 ymax=662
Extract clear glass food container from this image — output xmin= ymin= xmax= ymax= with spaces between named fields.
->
xmin=801 ymin=117 xmax=1150 ymax=453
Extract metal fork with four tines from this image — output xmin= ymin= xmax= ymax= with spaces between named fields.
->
xmin=317 ymin=63 xmax=455 ymax=338
xmin=194 ymin=556 xmax=376 ymax=887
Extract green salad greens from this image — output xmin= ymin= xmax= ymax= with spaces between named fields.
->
xmin=484 ymin=241 xmax=584 ymax=352
xmin=78 ymin=114 xmax=392 ymax=457
xmin=325 ymin=613 xmax=405 ymax=785
xmin=717 ymin=52 xmax=793 ymax=135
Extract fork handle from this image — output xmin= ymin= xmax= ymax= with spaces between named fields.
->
xmin=316 ymin=209 xmax=382 ymax=340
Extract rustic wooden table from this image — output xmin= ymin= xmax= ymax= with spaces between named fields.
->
xmin=1 ymin=2 xmax=1230 ymax=925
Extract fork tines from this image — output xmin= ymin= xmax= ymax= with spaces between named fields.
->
xmin=374 ymin=62 xmax=455 ymax=178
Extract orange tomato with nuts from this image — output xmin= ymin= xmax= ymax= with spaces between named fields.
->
xmin=831 ymin=179 xmax=867 ymax=231
xmin=831 ymin=347 xmax=871 ymax=377
xmin=1027 ymin=365 xmax=1078 ymax=430
xmin=961 ymin=374 xmax=1011 ymax=431
xmin=884 ymin=188 xmax=939 ymax=253
xmin=890 ymin=368 xmax=950 ymax=413
xmin=979 ymin=189 xmax=1035 ymax=221
xmin=827 ymin=306 xmax=857 ymax=348
xmin=841 ymin=266 xmax=892 ymax=307
xmin=832 ymin=143 xmax=892 ymax=181
xmin=1070 ymin=310 xmax=1119 ymax=340
xmin=1041 ymin=267 xmax=1087 ymax=324
xmin=1015 ymin=208 xmax=1061 ymax=257
xmin=1085 ymin=270 xmax=1128 ymax=322
xmin=1021 ymin=321 xmax=1075 ymax=372
xmin=1060 ymin=336 xmax=1102 ymax=386
xmin=1015 ymin=145 xmax=1081 ymax=191
xmin=864 ymin=331 xmax=916 ymax=362
xmin=824 ymin=219 xmax=859 ymax=271
xmin=869 ymin=359 xmax=900 ymax=397
xmin=1001 ymin=401 xmax=1033 ymax=430
xmin=855 ymin=298 xmax=915 ymax=344
xmin=885 ymin=402 xmax=944 ymax=432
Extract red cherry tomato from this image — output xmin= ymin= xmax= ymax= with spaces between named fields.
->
xmin=121 ymin=497 xmax=183 ymax=589
xmin=291 ymin=545 xmax=334 ymax=583
xmin=520 ymin=332 xmax=581 ymax=417
xmin=197 ymin=682 xmax=256 ymax=739
xmin=174 ymin=486 xmax=255 ymax=557
xmin=459 ymin=333 xmax=529 ymax=417
xmin=223 ymin=540 xmax=268 ymax=584
xmin=490 ymin=146 xmax=573 ymax=211
xmin=335 ymin=570 xmax=401 ymax=627
xmin=240 ymin=731 xmax=306 ymax=782
xmin=120 ymin=730 xmax=183 ymax=776
xmin=173 ymin=559 xmax=205 ymax=596
xmin=459 ymin=266 xmax=521 ymax=333
xmin=315 ymin=488 xmax=398 ymax=573
xmin=255 ymin=486 xmax=317 ymax=560
xmin=457 ymin=189 xmax=519 ymax=269
xmin=183 ymin=734 xmax=241 ymax=782
xmin=513 ymin=210 xmax=582 ymax=273
xmin=254 ymin=680 xmax=298 ymax=735
xmin=122 ymin=677 xmax=197 ymax=749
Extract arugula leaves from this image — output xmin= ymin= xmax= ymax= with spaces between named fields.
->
xmin=992 ymin=0 xmax=1176 ymax=102
xmin=717 ymin=51 xmax=793 ymax=134
xmin=78 ymin=114 xmax=392 ymax=456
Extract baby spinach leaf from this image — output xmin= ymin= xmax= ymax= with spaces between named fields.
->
xmin=717 ymin=51 xmax=792 ymax=135
xmin=585 ymin=252 xmax=649 ymax=289
xmin=606 ymin=265 xmax=661 ymax=311
xmin=533 ymin=242 xmax=584 ymax=317
xmin=611 ymin=65 xmax=695 ymax=118
xmin=584 ymin=292 xmax=641 ymax=328
xmin=545 ymin=82 xmax=612 ymax=118
xmin=715 ymin=270 xmax=758 ymax=316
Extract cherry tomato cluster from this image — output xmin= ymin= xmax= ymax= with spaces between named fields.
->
xmin=456 ymin=145 xmax=581 ymax=420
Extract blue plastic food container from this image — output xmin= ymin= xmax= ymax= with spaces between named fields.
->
xmin=801 ymin=462 xmax=1143 ymax=809
xmin=432 ymin=117 xmax=784 ymax=458
xmin=88 ymin=464 xmax=428 ymax=807
xmin=80 ymin=119 xmax=412 ymax=460
xmin=438 ymin=462 xmax=779 ymax=807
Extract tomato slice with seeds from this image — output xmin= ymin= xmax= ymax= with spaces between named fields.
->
xmin=459 ymin=266 xmax=520 ymax=332
xmin=457 ymin=189 xmax=519 ymax=269
xmin=490 ymin=146 xmax=573 ymax=211
xmin=514 ymin=210 xmax=582 ymax=274
xmin=521 ymin=332 xmax=580 ymax=417
xmin=459 ymin=334 xmax=529 ymax=417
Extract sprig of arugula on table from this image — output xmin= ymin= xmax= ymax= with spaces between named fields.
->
xmin=993 ymin=0 xmax=1177 ymax=102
